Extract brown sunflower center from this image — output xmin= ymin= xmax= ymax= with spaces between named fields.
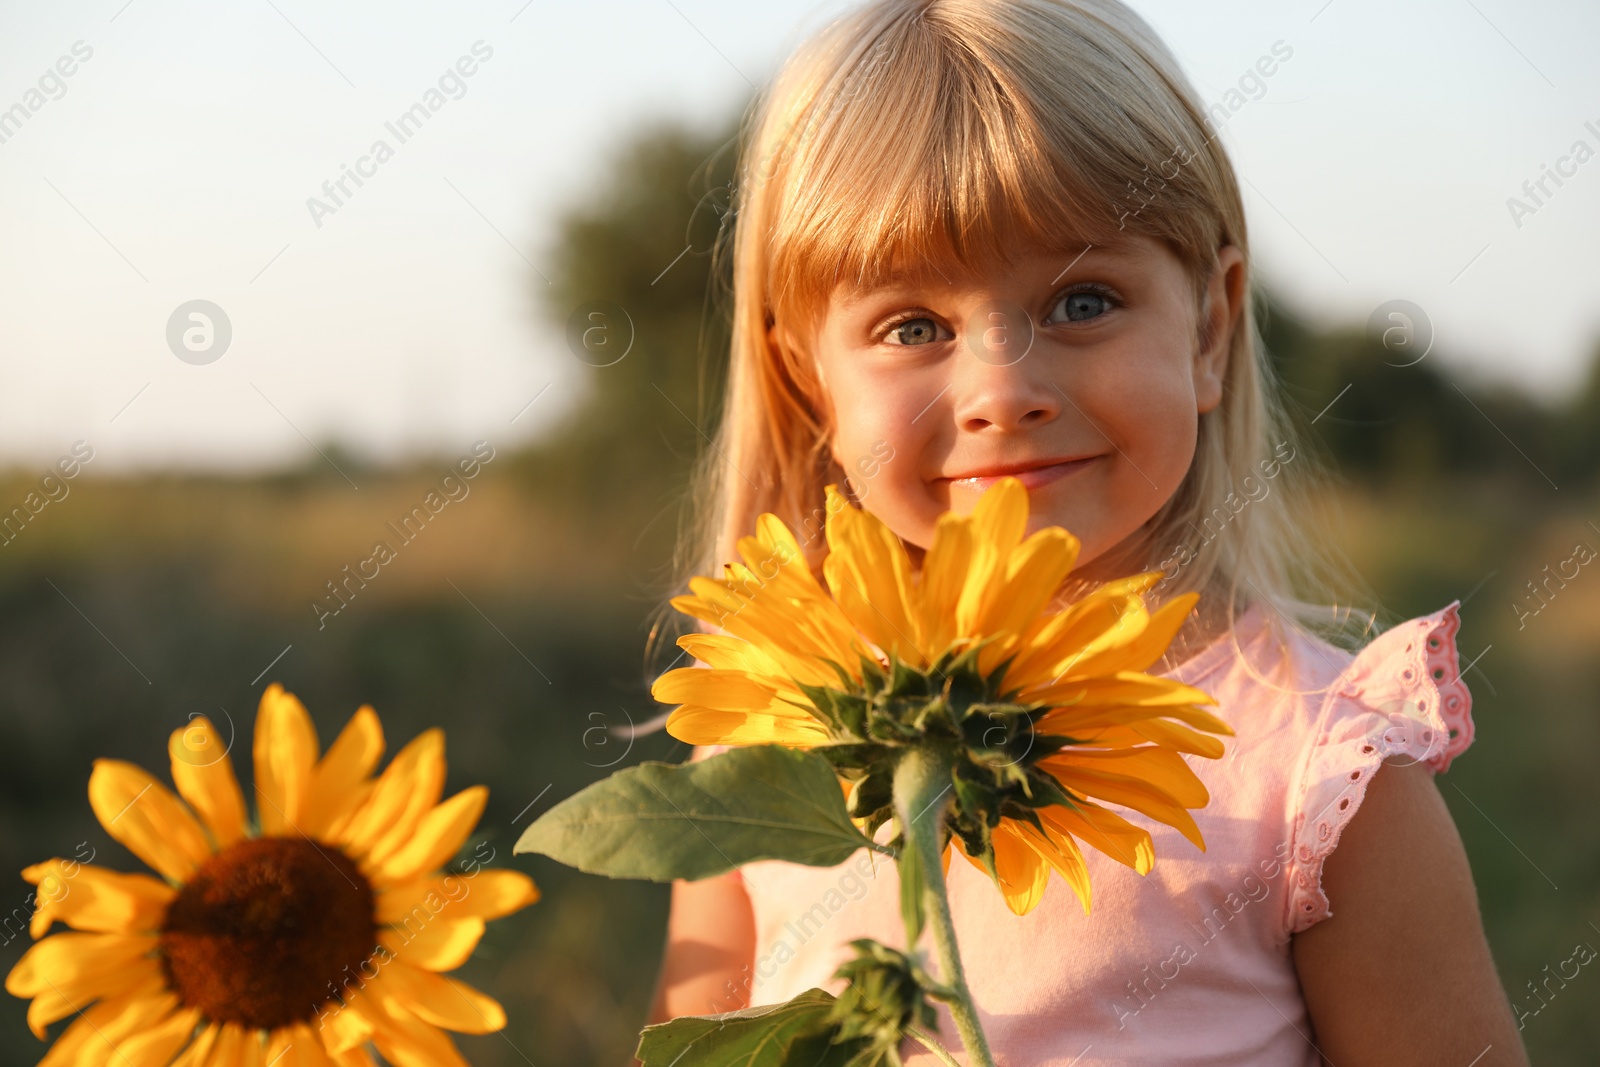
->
xmin=160 ymin=836 xmax=377 ymax=1030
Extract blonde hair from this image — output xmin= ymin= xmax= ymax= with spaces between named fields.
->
xmin=671 ymin=0 xmax=1377 ymax=671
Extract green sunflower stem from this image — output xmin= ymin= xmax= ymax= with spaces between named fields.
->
xmin=893 ymin=745 xmax=998 ymax=1067
xmin=907 ymin=1025 xmax=966 ymax=1067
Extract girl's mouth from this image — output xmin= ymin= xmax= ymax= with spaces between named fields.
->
xmin=944 ymin=455 xmax=1102 ymax=492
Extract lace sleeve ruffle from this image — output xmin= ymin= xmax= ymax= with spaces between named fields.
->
xmin=1285 ymin=601 xmax=1475 ymax=934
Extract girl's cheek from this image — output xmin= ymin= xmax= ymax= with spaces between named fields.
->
xmin=828 ymin=387 xmax=943 ymax=543
xmin=839 ymin=409 xmax=922 ymax=503
xmin=832 ymin=368 xmax=941 ymax=462
xmin=1079 ymin=340 xmax=1196 ymax=455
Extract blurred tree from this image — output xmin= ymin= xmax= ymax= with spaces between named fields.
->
xmin=507 ymin=119 xmax=743 ymax=601
xmin=1555 ymin=338 xmax=1600 ymax=491
xmin=524 ymin=124 xmax=738 ymax=480
xmin=1258 ymin=292 xmax=1570 ymax=492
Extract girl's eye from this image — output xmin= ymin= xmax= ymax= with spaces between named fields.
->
xmin=883 ymin=316 xmax=945 ymax=346
xmin=1047 ymin=287 xmax=1118 ymax=324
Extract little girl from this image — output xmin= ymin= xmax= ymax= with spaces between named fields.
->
xmin=647 ymin=1 xmax=1528 ymax=1063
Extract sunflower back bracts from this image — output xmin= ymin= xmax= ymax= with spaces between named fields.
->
xmin=825 ymin=939 xmax=945 ymax=1064
xmin=802 ymin=642 xmax=1091 ymax=885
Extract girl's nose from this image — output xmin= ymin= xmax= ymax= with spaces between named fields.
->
xmin=951 ymin=309 xmax=1061 ymax=432
xmin=952 ymin=373 xmax=1061 ymax=431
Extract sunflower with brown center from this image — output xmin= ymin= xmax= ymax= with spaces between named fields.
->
xmin=652 ymin=477 xmax=1234 ymax=916
xmin=6 ymin=684 xmax=537 ymax=1066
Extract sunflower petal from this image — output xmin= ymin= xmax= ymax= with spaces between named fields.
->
xmin=368 ymin=787 xmax=487 ymax=885
xmin=1018 ymin=818 xmax=1093 ymax=914
xmin=1116 ymin=717 xmax=1230 ymax=759
xmin=970 ymin=477 xmax=1028 ymax=554
xmin=1045 ymin=747 xmax=1210 ymax=807
xmin=1090 ymin=592 xmax=1202 ymax=675
xmin=674 ymin=634 xmax=814 ymax=687
xmin=379 ymin=918 xmax=486 ymax=972
xmin=302 ymin=706 xmax=386 ymax=839
xmin=375 ymin=961 xmax=507 ymax=1033
xmin=169 ymin=715 xmax=247 ymax=849
xmin=366 ymin=1013 xmax=469 ymax=1067
xmin=917 ymin=511 xmax=974 ymax=656
xmin=677 ymin=572 xmax=859 ymax=674
xmin=1039 ymin=802 xmax=1155 ymax=875
xmin=266 ymin=1022 xmax=337 ymax=1067
xmin=1005 ymin=583 xmax=1162 ymax=688
xmin=823 ymin=486 xmax=921 ymax=664
xmin=255 ymin=683 xmax=320 ymax=836
xmin=337 ymin=730 xmax=445 ymax=861
xmin=6 ymin=931 xmax=160 ymax=999
xmin=22 ymin=860 xmax=173 ymax=939
xmin=1043 ymin=759 xmax=1208 ymax=850
xmin=988 ymin=821 xmax=1050 ymax=916
xmin=169 ymin=1022 xmax=220 ymax=1067
xmin=664 ymin=706 xmax=830 ymax=747
xmin=18 ymin=956 xmax=164 ymax=1040
xmin=1030 ymin=672 xmax=1221 ymax=710
xmin=984 ymin=528 xmax=1080 ymax=642
xmin=376 ymin=870 xmax=538 ymax=925
xmin=954 ymin=478 xmax=1029 ymax=636
xmin=87 ymin=761 xmax=212 ymax=883
xmin=1039 ymin=701 xmax=1233 ymax=741
xmin=35 ymin=986 xmax=178 ymax=1067
xmin=321 ymin=780 xmax=378 ymax=844
xmin=314 ymin=996 xmax=375 ymax=1055
xmin=1016 ymin=595 xmax=1145 ymax=687
xmin=211 ymin=1021 xmax=267 ymax=1067
xmin=651 ymin=668 xmax=787 ymax=713
xmin=114 ymin=1004 xmax=201 ymax=1067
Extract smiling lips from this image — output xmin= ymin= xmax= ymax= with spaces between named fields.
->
xmin=943 ymin=455 xmax=1101 ymax=492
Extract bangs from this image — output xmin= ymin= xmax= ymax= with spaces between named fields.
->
xmin=751 ymin=0 xmax=1218 ymax=334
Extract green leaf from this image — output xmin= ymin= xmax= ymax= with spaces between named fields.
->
xmin=636 ymin=989 xmax=871 ymax=1066
xmin=514 ymin=745 xmax=873 ymax=881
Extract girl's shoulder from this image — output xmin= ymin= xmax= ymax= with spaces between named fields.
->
xmin=1206 ymin=600 xmax=1476 ymax=935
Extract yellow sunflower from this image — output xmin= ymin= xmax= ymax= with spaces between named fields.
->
xmin=651 ymin=477 xmax=1233 ymax=916
xmin=6 ymin=684 xmax=538 ymax=1066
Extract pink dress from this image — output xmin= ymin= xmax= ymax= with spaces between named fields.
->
xmin=715 ymin=601 xmax=1475 ymax=1065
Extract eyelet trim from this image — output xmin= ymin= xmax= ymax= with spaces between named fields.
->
xmin=1286 ymin=602 xmax=1474 ymax=934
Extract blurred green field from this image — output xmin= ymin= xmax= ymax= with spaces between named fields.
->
xmin=2 ymin=122 xmax=1597 ymax=1064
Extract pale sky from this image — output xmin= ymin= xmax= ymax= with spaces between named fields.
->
xmin=1 ymin=0 xmax=1596 ymax=472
